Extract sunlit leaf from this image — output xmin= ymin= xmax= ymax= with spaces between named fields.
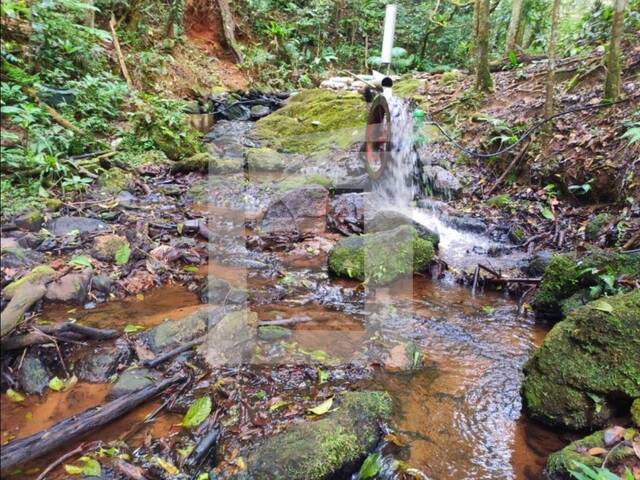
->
xmin=591 ymin=300 xmax=613 ymax=313
xmin=64 ymin=464 xmax=83 ymax=475
xmin=48 ymin=376 xmax=65 ymax=391
xmin=359 ymin=452 xmax=381 ymax=479
xmin=69 ymin=255 xmax=92 ymax=269
xmin=308 ymin=397 xmax=333 ymax=415
xmin=114 ymin=243 xmax=131 ymax=265
xmin=123 ymin=324 xmax=145 ymax=333
xmin=6 ymin=389 xmax=25 ymax=402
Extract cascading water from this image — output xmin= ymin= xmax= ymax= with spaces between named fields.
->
xmin=369 ymin=95 xmax=493 ymax=269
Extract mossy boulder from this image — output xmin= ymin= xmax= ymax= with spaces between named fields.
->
xmin=170 ymin=152 xmax=244 ymax=174
xmin=241 ymin=390 xmax=391 ymax=480
xmin=328 ymin=225 xmax=435 ymax=284
xmin=98 ymin=168 xmax=135 ymax=194
xmin=245 ymin=147 xmax=287 ymax=171
xmin=545 ymin=428 xmax=638 ymax=479
xmin=531 ymin=250 xmax=640 ymax=320
xmin=93 ymin=235 xmax=130 ymax=263
xmin=2 ymin=265 xmax=55 ymax=299
xmin=150 ymin=127 xmax=202 ymax=161
xmin=522 ymin=290 xmax=640 ymax=430
xmin=254 ymin=89 xmax=367 ymax=154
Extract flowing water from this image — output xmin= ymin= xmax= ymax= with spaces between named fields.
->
xmin=1 ymin=97 xmax=565 ymax=479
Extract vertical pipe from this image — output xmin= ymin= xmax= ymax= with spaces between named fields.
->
xmin=381 ymin=4 xmax=397 ymax=69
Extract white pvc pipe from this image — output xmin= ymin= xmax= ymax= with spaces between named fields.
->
xmin=381 ymin=4 xmax=397 ymax=65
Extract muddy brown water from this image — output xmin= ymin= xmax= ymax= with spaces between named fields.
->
xmin=2 ymin=267 xmax=566 ymax=479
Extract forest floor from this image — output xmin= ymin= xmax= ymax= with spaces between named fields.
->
xmin=1 ymin=38 xmax=639 ymax=480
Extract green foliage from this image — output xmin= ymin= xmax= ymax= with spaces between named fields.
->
xmin=570 ymin=462 xmax=634 ymax=480
xmin=182 ymin=396 xmax=212 ymax=428
xmin=123 ymin=94 xmax=202 ymax=160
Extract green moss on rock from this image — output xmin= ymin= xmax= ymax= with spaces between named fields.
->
xmin=254 ymin=89 xmax=367 ymax=154
xmin=245 ymin=147 xmax=287 ymax=171
xmin=3 ymin=265 xmax=55 ymax=299
xmin=532 ymin=249 xmax=640 ymax=319
xmin=632 ymin=398 xmax=640 ymax=427
xmin=277 ymin=174 xmax=335 ymax=192
xmin=98 ymin=168 xmax=135 ymax=193
xmin=328 ymin=225 xmax=435 ymax=285
xmin=93 ymin=234 xmax=129 ymax=263
xmin=242 ymin=390 xmax=391 ymax=480
xmin=523 ymin=290 xmax=640 ymax=430
xmin=545 ymin=428 xmax=638 ymax=479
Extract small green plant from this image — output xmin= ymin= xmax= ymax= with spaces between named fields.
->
xmin=487 ymin=194 xmax=512 ymax=208
xmin=569 ymin=461 xmax=634 ymax=480
xmin=621 ymin=122 xmax=640 ymax=145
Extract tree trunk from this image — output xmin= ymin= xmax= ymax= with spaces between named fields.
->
xmin=544 ymin=0 xmax=561 ymax=119
xmin=505 ymin=0 xmax=524 ymax=55
xmin=475 ymin=0 xmax=493 ymax=91
xmin=217 ymin=0 xmax=243 ymax=63
xmin=603 ymin=0 xmax=628 ymax=100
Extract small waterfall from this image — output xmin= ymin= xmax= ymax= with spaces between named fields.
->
xmin=369 ymin=95 xmax=493 ymax=269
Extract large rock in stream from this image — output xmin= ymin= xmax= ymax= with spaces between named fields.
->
xmin=328 ymin=225 xmax=435 ymax=284
xmin=366 ymin=210 xmax=440 ymax=248
xmin=531 ymin=249 xmax=640 ymax=320
xmin=47 ymin=216 xmax=107 ymax=236
xmin=198 ymin=309 xmax=258 ymax=367
xmin=522 ymin=289 xmax=640 ymax=430
xmin=260 ymin=185 xmax=329 ymax=237
xmin=238 ymin=391 xmax=391 ymax=480
xmin=141 ymin=308 xmax=214 ymax=354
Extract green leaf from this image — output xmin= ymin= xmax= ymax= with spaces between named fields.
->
xmin=308 ymin=397 xmax=333 ymax=415
xmin=255 ymin=390 xmax=267 ymax=400
xmin=48 ymin=376 xmax=65 ymax=391
xmin=359 ymin=453 xmax=381 ymax=480
xmin=541 ymin=207 xmax=555 ymax=220
xmin=598 ymin=274 xmax=615 ymax=291
xmin=183 ymin=265 xmax=199 ymax=273
xmin=114 ymin=243 xmax=131 ymax=266
xmin=69 ymin=255 xmax=92 ymax=269
xmin=317 ymin=368 xmax=329 ymax=384
xmin=6 ymin=388 xmax=25 ymax=402
xmin=269 ymin=399 xmax=289 ymax=411
xmin=64 ymin=464 xmax=83 ymax=475
xmin=196 ymin=473 xmax=209 ymax=480
xmin=182 ymin=396 xmax=212 ymax=428
xmin=591 ymin=300 xmax=613 ymax=313
xmin=79 ymin=457 xmax=101 ymax=477
xmin=123 ymin=324 xmax=145 ymax=333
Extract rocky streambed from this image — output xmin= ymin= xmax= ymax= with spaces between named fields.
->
xmin=1 ymin=88 xmax=638 ymax=480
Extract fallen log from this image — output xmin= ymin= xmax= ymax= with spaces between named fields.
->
xmin=0 ymin=375 xmax=183 ymax=472
xmin=2 ymin=322 xmax=119 ymax=350
xmin=142 ymin=338 xmax=203 ymax=368
xmin=0 ymin=283 xmax=47 ymax=338
xmin=186 ymin=425 xmax=220 ymax=470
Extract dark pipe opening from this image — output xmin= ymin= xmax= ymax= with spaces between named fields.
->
xmin=381 ymin=77 xmax=393 ymax=88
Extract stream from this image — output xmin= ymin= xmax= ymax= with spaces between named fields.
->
xmin=1 ymin=95 xmax=567 ymax=479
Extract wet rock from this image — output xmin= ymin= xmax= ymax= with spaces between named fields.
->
xmin=76 ymin=340 xmax=131 ymax=382
xmin=631 ymin=399 xmax=640 ymax=427
xmin=0 ymin=237 xmax=19 ymax=251
xmin=45 ymin=269 xmax=92 ymax=304
xmin=17 ymin=233 xmax=45 ymax=249
xmin=366 ymin=210 xmax=439 ymax=248
xmin=142 ymin=308 xmax=212 ymax=353
xmin=240 ymin=391 xmax=391 ymax=480
xmin=328 ymin=225 xmax=435 ymax=284
xmin=261 ymin=185 xmax=329 ymax=236
xmin=98 ymin=168 xmax=135 ymax=194
xmin=93 ymin=235 xmax=130 ymax=263
xmin=327 ymin=193 xmax=364 ymax=236
xmin=198 ymin=309 xmax=258 ymax=367
xmin=116 ymin=191 xmax=137 ymax=208
xmin=445 ymin=215 xmax=487 ymax=234
xmin=47 ymin=216 xmax=107 ymax=236
xmin=545 ymin=427 xmax=638 ymax=480
xmin=199 ymin=276 xmax=248 ymax=305
xmin=91 ymin=274 xmax=113 ymax=294
xmin=383 ymin=343 xmax=422 ymax=371
xmin=18 ymin=353 xmax=51 ymax=395
xmin=334 ymin=174 xmax=371 ymax=193
xmin=422 ymin=165 xmax=462 ymax=199
xmin=170 ymin=152 xmax=214 ymax=173
xmin=2 ymin=265 xmax=55 ymax=299
xmin=522 ymin=290 xmax=640 ymax=430
xmin=15 ymin=209 xmax=44 ymax=231
xmin=156 ymin=184 xmax=181 ymax=196
xmin=250 ymin=105 xmax=271 ymax=120
xmin=245 ymin=147 xmax=287 ymax=172
xmin=258 ymin=325 xmax=291 ymax=341
xmin=0 ymin=246 xmax=43 ymax=269
xmin=525 ymin=250 xmax=554 ymax=277
xmin=109 ymin=368 xmax=160 ymax=399
xmin=531 ymin=249 xmax=640 ymax=319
